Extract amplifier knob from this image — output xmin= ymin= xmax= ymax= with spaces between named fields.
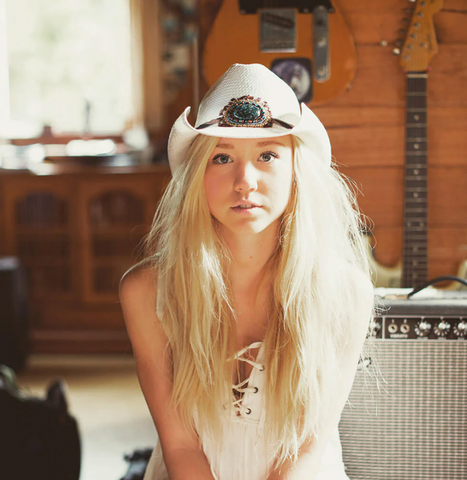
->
xmin=388 ymin=323 xmax=398 ymax=333
xmin=454 ymin=321 xmax=467 ymax=338
xmin=434 ymin=321 xmax=451 ymax=337
xmin=415 ymin=320 xmax=431 ymax=337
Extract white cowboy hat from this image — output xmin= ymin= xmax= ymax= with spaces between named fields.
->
xmin=167 ymin=63 xmax=331 ymax=173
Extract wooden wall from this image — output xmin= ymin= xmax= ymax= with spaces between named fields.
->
xmin=195 ymin=0 xmax=467 ymax=280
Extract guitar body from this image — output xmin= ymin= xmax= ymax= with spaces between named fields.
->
xmin=365 ymin=234 xmax=467 ymax=291
xmin=202 ymin=0 xmax=356 ymax=106
xmin=365 ymin=234 xmax=403 ymax=289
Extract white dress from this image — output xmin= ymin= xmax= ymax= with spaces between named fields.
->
xmin=142 ymin=339 xmax=350 ymax=480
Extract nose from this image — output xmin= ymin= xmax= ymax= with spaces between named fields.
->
xmin=234 ymin=161 xmax=258 ymax=193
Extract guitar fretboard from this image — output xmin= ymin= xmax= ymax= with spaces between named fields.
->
xmin=402 ymin=73 xmax=428 ymax=289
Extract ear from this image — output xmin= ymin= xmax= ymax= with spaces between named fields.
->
xmin=46 ymin=380 xmax=69 ymax=412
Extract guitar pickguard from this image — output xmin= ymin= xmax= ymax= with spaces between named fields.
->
xmin=260 ymin=9 xmax=296 ymax=52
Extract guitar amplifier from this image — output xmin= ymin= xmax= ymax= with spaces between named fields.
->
xmin=339 ymin=288 xmax=467 ymax=480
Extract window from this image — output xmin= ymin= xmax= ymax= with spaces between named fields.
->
xmin=1 ymin=0 xmax=133 ymax=138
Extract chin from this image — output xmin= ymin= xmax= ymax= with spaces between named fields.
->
xmin=222 ymin=219 xmax=277 ymax=236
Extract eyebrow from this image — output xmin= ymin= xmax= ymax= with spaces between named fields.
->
xmin=215 ymin=140 xmax=287 ymax=149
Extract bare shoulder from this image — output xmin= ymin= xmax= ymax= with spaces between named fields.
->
xmin=119 ymin=257 xmax=158 ymax=305
xmin=118 ymin=257 xmax=165 ymax=353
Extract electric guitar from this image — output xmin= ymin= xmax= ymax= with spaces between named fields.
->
xmin=367 ymin=0 xmax=467 ymax=291
xmin=202 ymin=0 xmax=356 ymax=106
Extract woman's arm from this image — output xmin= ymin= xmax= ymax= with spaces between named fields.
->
xmin=119 ymin=262 xmax=216 ymax=480
xmin=266 ymin=271 xmax=375 ymax=480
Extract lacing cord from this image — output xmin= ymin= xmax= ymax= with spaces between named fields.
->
xmin=225 ymin=341 xmax=265 ymax=416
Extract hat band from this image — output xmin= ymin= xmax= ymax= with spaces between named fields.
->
xmin=196 ymin=117 xmax=294 ymax=130
xmin=196 ymin=95 xmax=294 ymax=131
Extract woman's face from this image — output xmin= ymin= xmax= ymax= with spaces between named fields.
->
xmin=204 ymin=135 xmax=294 ymax=235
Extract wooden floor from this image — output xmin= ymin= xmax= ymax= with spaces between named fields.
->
xmin=17 ymin=354 xmax=157 ymax=480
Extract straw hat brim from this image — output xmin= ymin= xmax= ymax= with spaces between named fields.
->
xmin=167 ymin=102 xmax=331 ymax=173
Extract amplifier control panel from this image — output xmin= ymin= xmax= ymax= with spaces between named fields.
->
xmin=372 ymin=316 xmax=467 ymax=340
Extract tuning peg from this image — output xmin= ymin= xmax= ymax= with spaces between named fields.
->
xmin=408 ymin=0 xmax=416 ymax=3
xmin=392 ymin=47 xmax=401 ymax=55
xmin=395 ymin=39 xmax=403 ymax=47
xmin=405 ymin=8 xmax=414 ymax=13
xmin=380 ymin=40 xmax=388 ymax=47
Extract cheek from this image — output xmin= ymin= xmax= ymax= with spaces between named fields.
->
xmin=268 ymin=164 xmax=293 ymax=210
xmin=204 ymin=173 xmax=225 ymax=212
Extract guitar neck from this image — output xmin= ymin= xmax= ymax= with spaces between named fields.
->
xmin=402 ymin=72 xmax=428 ymax=289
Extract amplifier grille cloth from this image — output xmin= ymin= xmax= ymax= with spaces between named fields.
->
xmin=339 ymin=341 xmax=467 ymax=480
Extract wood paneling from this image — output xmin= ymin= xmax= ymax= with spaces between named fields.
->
xmin=312 ymin=106 xmax=467 ymax=167
xmin=341 ymin=166 xmax=467 ymax=225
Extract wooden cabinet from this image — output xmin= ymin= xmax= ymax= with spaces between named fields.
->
xmin=3 ymin=179 xmax=78 ymax=303
xmin=0 ymin=165 xmax=171 ymax=353
xmin=78 ymin=177 xmax=162 ymax=304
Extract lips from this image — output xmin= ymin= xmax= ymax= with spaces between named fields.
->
xmin=232 ymin=201 xmax=261 ymax=208
xmin=233 ymin=204 xmax=258 ymax=209
xmin=230 ymin=204 xmax=262 ymax=215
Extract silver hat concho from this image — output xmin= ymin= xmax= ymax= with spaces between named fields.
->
xmin=218 ymin=96 xmax=273 ymax=128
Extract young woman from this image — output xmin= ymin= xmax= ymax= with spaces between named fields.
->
xmin=119 ymin=63 xmax=375 ymax=480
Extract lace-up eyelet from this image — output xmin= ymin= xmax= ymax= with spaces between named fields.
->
xmin=245 ymin=408 xmax=252 ymax=415
xmin=253 ymin=387 xmax=258 ymax=393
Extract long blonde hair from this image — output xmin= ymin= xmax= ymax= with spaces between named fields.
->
xmin=143 ymin=133 xmax=376 ymax=466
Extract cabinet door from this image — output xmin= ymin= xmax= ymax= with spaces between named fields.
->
xmin=78 ymin=176 xmax=164 ymax=303
xmin=2 ymin=178 xmax=79 ymax=303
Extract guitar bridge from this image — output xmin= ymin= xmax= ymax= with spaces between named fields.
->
xmin=259 ymin=9 xmax=296 ymax=53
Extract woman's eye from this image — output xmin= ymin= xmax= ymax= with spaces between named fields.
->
xmin=259 ymin=151 xmax=278 ymax=162
xmin=212 ymin=154 xmax=231 ymax=164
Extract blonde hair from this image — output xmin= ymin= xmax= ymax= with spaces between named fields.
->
xmin=143 ymin=133 xmax=376 ymax=467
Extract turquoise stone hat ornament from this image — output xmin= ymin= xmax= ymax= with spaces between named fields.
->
xmin=219 ymin=96 xmax=272 ymax=127
xmin=197 ymin=96 xmax=294 ymax=130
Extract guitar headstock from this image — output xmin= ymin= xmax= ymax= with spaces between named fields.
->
xmin=394 ymin=0 xmax=444 ymax=72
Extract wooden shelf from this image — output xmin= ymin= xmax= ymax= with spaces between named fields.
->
xmin=0 ymin=167 xmax=170 ymax=353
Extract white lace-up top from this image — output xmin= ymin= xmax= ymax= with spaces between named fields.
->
xmin=142 ymin=282 xmax=350 ymax=480
xmin=228 ymin=341 xmax=265 ymax=419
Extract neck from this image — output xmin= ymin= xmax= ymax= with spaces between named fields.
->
xmin=220 ymin=220 xmax=279 ymax=291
